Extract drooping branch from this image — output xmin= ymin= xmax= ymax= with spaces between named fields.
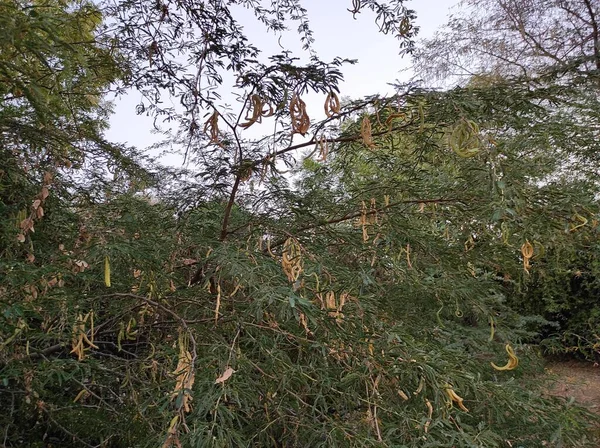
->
xmin=267 ymin=197 xmax=465 ymax=250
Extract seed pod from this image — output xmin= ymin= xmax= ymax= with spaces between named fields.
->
xmin=239 ymin=94 xmax=262 ymax=128
xmin=203 ymin=111 xmax=220 ymax=143
xmin=318 ymin=135 xmax=329 ymax=161
xmin=348 ymin=0 xmax=361 ymax=18
xmin=282 ymin=238 xmax=303 ymax=282
xmin=290 ymin=93 xmax=310 ymax=135
xmin=104 ymin=256 xmax=111 ymax=287
xmin=448 ymin=118 xmax=481 ymax=158
xmin=491 ymin=343 xmax=519 ymax=371
xmin=361 ymin=116 xmax=375 ymax=149
xmin=521 ymin=240 xmax=534 ymax=274
xmin=324 ymin=92 xmax=341 ymax=117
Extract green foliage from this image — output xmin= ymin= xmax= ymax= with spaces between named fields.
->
xmin=1 ymin=0 xmax=600 ymax=447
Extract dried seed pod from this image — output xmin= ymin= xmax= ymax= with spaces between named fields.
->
xmin=318 ymin=135 xmax=329 ymax=161
xmin=361 ymin=116 xmax=375 ymax=149
xmin=203 ymin=111 xmax=220 ymax=143
xmin=385 ymin=112 xmax=406 ymax=131
xmin=171 ymin=331 xmax=195 ymax=412
xmin=348 ymin=0 xmax=361 ymax=18
xmin=369 ymin=198 xmax=378 ymax=225
xmin=261 ymin=100 xmax=274 ymax=118
xmin=259 ymin=154 xmax=273 ymax=185
xmin=298 ymin=312 xmax=312 ymax=335
xmin=358 ymin=200 xmax=369 ymax=242
xmin=239 ymin=94 xmax=262 ymax=128
xmin=290 ymin=93 xmax=310 ymax=135
xmin=240 ymin=94 xmax=272 ymax=128
xmin=324 ymin=92 xmax=341 ymax=117
xmin=521 ymin=240 xmax=534 ymax=274
xmin=70 ymin=312 xmax=98 ymax=361
xmin=282 ymin=237 xmax=303 ymax=282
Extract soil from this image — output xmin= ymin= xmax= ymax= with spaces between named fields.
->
xmin=544 ymin=360 xmax=600 ymax=415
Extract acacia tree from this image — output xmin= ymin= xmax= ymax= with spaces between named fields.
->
xmin=412 ymin=0 xmax=600 ymax=85
xmin=1 ymin=0 xmax=600 ymax=447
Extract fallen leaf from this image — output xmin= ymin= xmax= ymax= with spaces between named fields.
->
xmin=214 ymin=366 xmax=235 ymax=385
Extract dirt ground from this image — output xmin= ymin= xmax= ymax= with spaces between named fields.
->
xmin=544 ymin=360 xmax=600 ymax=415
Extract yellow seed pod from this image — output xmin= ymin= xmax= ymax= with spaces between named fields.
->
xmin=491 ymin=343 xmax=519 ymax=371
xmin=521 ymin=240 xmax=534 ymax=274
xmin=445 ymin=386 xmax=469 ymax=412
xmin=488 ymin=315 xmax=495 ymax=342
xmin=570 ymin=212 xmax=588 ymax=232
xmin=104 ymin=256 xmax=111 ymax=287
xmin=448 ymin=118 xmax=481 ymax=158
xmin=398 ymin=389 xmax=409 ymax=401
xmin=282 ymin=238 xmax=303 ymax=282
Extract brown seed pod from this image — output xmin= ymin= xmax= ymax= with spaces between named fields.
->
xmin=385 ymin=112 xmax=406 ymax=131
xmin=318 ymin=135 xmax=329 ymax=161
xmin=290 ymin=93 xmax=310 ymax=135
xmin=261 ymin=101 xmax=274 ymax=118
xmin=239 ymin=94 xmax=273 ymax=129
xmin=361 ymin=116 xmax=375 ymax=149
xmin=348 ymin=0 xmax=361 ymax=18
xmin=324 ymin=92 xmax=341 ymax=117
xmin=203 ymin=111 xmax=220 ymax=143
xmin=239 ymin=94 xmax=263 ymax=129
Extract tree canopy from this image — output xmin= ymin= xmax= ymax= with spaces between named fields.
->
xmin=1 ymin=0 xmax=599 ymax=447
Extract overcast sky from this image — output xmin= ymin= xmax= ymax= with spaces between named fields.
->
xmin=105 ymin=0 xmax=457 ymax=159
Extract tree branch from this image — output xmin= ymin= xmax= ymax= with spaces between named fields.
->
xmin=267 ymin=197 xmax=464 ymax=250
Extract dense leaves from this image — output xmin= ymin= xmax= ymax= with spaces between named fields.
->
xmin=1 ymin=0 xmax=599 ymax=447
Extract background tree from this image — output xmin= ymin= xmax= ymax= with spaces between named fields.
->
xmin=411 ymin=0 xmax=600 ymax=362
xmin=412 ymin=0 xmax=600 ymax=85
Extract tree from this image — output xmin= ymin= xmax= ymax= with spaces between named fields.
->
xmin=412 ymin=0 xmax=600 ymax=85
xmin=411 ymin=0 xmax=600 ymax=362
xmin=1 ymin=0 xmax=599 ymax=447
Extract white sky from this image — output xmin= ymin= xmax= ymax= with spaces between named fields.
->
xmin=105 ymin=0 xmax=457 ymax=159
